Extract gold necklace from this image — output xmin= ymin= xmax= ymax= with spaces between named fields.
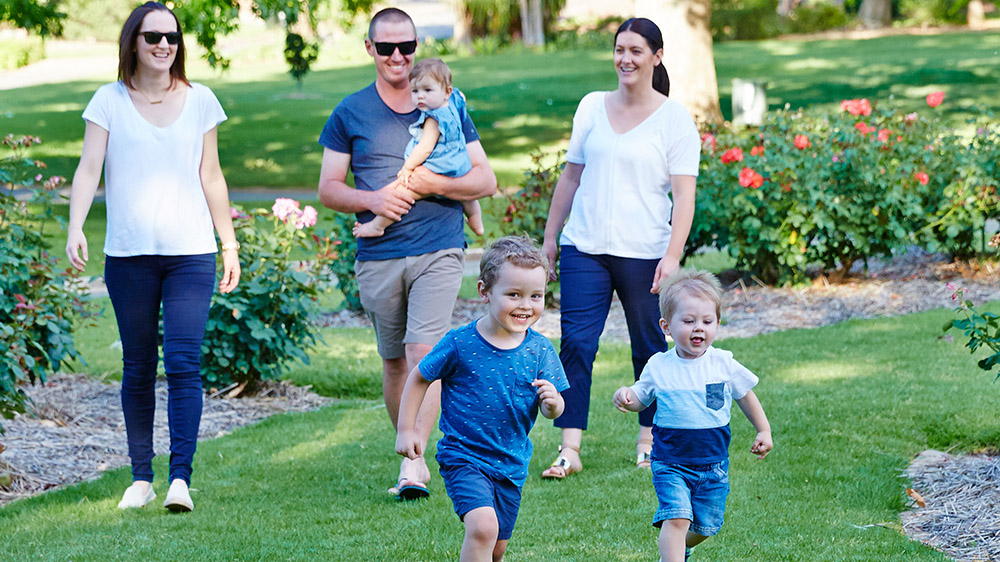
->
xmin=135 ymin=86 xmax=167 ymax=105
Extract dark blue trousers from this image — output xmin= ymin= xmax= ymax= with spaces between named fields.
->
xmin=105 ymin=254 xmax=215 ymax=485
xmin=556 ymin=245 xmax=667 ymax=430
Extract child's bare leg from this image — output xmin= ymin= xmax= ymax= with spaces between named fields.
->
xmin=461 ymin=506 xmax=500 ymax=562
xmin=462 ymin=199 xmax=485 ymax=235
xmin=353 ymin=184 xmax=425 ymax=238
xmin=492 ymin=540 xmax=508 ymax=562
xmin=658 ymin=519 xmax=691 ymax=562
xmin=687 ymin=531 xmax=708 ymax=549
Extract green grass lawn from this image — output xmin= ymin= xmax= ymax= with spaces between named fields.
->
xmin=5 ymin=303 xmax=997 ymax=560
xmin=3 ymin=30 xmax=998 ymax=189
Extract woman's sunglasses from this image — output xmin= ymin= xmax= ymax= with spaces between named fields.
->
xmin=373 ymin=40 xmax=417 ymax=56
xmin=142 ymin=31 xmax=182 ymax=45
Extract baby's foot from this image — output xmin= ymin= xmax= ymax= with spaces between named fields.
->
xmin=353 ymin=221 xmax=386 ymax=238
xmin=466 ymin=213 xmax=485 ymax=236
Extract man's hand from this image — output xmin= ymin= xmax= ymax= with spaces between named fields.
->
xmin=370 ymin=181 xmax=414 ymax=220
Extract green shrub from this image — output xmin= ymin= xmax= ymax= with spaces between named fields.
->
xmin=0 ymin=37 xmax=44 ymax=71
xmin=711 ymin=0 xmax=781 ymax=41
xmin=694 ymin=94 xmax=986 ymax=284
xmin=59 ymin=0 xmax=134 ymax=41
xmin=326 ymin=211 xmax=361 ymax=312
xmin=945 ymin=284 xmax=1000 ymax=378
xmin=782 ymin=2 xmax=850 ymax=33
xmin=200 ymin=199 xmax=339 ymax=393
xmin=498 ymin=149 xmax=564 ymax=246
xmin=0 ymin=135 xmax=92 ymax=430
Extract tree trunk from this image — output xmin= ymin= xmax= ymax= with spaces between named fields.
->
xmin=636 ymin=0 xmax=722 ymax=125
xmin=450 ymin=0 xmax=472 ymax=46
xmin=858 ymin=0 xmax=891 ymax=28
xmin=968 ymin=0 xmax=986 ymax=29
xmin=519 ymin=0 xmax=545 ymax=47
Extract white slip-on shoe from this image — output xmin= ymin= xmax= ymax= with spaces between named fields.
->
xmin=163 ymin=479 xmax=194 ymax=512
xmin=117 ymin=482 xmax=155 ymax=509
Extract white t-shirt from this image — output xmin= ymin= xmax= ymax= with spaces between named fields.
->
xmin=82 ymin=81 xmax=227 ymax=257
xmin=560 ymin=91 xmax=700 ymax=259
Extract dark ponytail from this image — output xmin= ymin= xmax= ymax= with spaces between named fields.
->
xmin=615 ymin=17 xmax=670 ymax=97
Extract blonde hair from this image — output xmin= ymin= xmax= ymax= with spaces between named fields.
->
xmin=658 ymin=269 xmax=723 ymax=321
xmin=479 ymin=236 xmax=548 ymax=292
xmin=410 ymin=58 xmax=452 ymax=91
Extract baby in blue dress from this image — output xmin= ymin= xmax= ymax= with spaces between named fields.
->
xmin=353 ymin=58 xmax=485 ymax=238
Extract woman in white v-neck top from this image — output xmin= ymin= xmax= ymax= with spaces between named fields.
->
xmin=540 ymin=17 xmax=700 ymax=480
xmin=65 ymin=1 xmax=240 ymax=513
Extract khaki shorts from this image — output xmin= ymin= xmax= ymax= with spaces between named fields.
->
xmin=355 ymin=247 xmax=465 ymax=359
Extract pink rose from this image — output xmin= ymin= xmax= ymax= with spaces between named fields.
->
xmin=738 ymin=167 xmax=764 ymax=189
xmin=272 ymin=198 xmax=301 ymax=221
xmin=701 ymin=133 xmax=716 ymax=153
xmin=793 ymin=134 xmax=810 ymax=149
xmin=904 ymin=112 xmax=918 ymax=124
xmin=751 ymin=145 xmax=765 ymax=156
xmin=926 ymin=91 xmax=945 ymax=108
xmin=720 ymin=147 xmax=744 ymax=164
xmin=914 ymin=171 xmax=929 ymax=185
xmin=877 ymin=129 xmax=891 ymax=143
xmin=295 ymin=205 xmax=318 ymax=229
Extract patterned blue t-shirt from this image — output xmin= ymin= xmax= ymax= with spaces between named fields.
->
xmin=419 ymin=321 xmax=569 ymax=487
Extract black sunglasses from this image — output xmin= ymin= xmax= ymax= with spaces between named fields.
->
xmin=373 ymin=40 xmax=417 ymax=56
xmin=142 ymin=31 xmax=182 ymax=45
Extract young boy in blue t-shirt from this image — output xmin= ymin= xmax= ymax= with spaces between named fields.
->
xmin=613 ymin=269 xmax=772 ymax=562
xmin=396 ymin=235 xmax=568 ymax=561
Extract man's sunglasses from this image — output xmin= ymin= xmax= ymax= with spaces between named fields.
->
xmin=142 ymin=31 xmax=182 ymax=45
xmin=373 ymin=40 xmax=417 ymax=56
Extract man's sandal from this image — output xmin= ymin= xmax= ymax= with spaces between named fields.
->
xmin=540 ymin=445 xmax=581 ymax=479
xmin=636 ymin=437 xmax=653 ymax=469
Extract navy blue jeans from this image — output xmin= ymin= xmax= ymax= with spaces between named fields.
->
xmin=556 ymin=245 xmax=667 ymax=429
xmin=105 ymin=254 xmax=216 ymax=485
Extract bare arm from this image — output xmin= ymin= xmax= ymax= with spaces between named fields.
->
xmin=200 ymin=126 xmax=240 ymax=294
xmin=65 ymin=121 xmax=109 ymax=271
xmin=735 ymin=389 xmax=773 ymax=459
xmin=404 ymin=139 xmax=497 ymax=201
xmin=317 ymin=148 xmax=415 ymax=220
xmin=541 ymin=161 xmax=584 ymax=281
xmin=533 ymin=379 xmax=565 ymax=420
xmin=394 ymin=366 xmax=433 ymax=459
xmin=613 ymin=386 xmax=647 ymax=413
xmin=399 ymin=117 xmax=440 ymax=177
xmin=651 ymin=174 xmax=697 ymax=293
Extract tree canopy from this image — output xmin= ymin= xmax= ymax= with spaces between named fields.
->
xmin=0 ymin=0 xmax=65 ymax=36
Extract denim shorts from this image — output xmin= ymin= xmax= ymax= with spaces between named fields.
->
xmin=440 ymin=461 xmax=522 ymax=541
xmin=651 ymin=459 xmax=729 ymax=536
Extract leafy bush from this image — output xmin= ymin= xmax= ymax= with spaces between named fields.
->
xmin=0 ymin=135 xmax=91 ymax=430
xmin=0 ymin=37 xmax=44 ymax=71
xmin=498 ymin=149 xmax=564 ymax=246
xmin=945 ymin=283 xmax=1000 ymax=379
xmin=200 ymin=199 xmax=340 ymax=393
xmin=326 ymin=211 xmax=361 ymax=312
xmin=694 ymin=93 xmax=990 ymax=284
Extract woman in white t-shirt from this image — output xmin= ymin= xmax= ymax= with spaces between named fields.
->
xmin=65 ymin=1 xmax=240 ymax=512
xmin=540 ymin=17 xmax=700 ymax=480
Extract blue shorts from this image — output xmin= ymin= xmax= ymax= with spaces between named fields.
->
xmin=651 ymin=459 xmax=729 ymax=536
xmin=440 ymin=461 xmax=522 ymax=541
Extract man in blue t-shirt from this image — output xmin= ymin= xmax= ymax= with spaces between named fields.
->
xmin=317 ymin=7 xmax=497 ymax=498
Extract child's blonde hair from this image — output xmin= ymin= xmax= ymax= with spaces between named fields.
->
xmin=479 ymin=236 xmax=548 ymax=292
xmin=410 ymin=58 xmax=452 ymax=91
xmin=658 ymin=268 xmax=723 ymax=321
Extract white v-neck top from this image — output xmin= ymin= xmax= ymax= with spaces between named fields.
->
xmin=82 ymin=81 xmax=227 ymax=257
xmin=560 ymin=91 xmax=700 ymax=259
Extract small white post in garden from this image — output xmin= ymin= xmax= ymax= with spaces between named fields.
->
xmin=732 ymin=78 xmax=767 ymax=127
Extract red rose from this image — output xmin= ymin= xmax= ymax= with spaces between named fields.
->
xmin=738 ymin=167 xmax=764 ymax=189
xmin=720 ymin=147 xmax=744 ymax=164
xmin=751 ymin=145 xmax=765 ymax=156
xmin=914 ymin=171 xmax=929 ymax=185
xmin=925 ymin=91 xmax=945 ymax=108
xmin=793 ymin=134 xmax=810 ymax=149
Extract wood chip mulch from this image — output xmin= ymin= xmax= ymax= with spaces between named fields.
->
xmin=0 ymin=374 xmax=330 ymax=506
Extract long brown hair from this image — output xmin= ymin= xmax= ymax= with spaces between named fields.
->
xmin=118 ymin=2 xmax=189 ymax=89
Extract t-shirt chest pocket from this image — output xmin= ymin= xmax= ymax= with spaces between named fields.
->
xmin=705 ymin=382 xmax=725 ymax=410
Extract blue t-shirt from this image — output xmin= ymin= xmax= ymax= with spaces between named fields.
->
xmin=405 ymin=89 xmax=472 ymax=178
xmin=419 ymin=321 xmax=569 ymax=487
xmin=318 ymin=82 xmax=481 ymax=261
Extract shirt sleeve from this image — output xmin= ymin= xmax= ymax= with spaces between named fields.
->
xmin=565 ymin=92 xmax=600 ymax=165
xmin=418 ymin=333 xmax=458 ymax=383
xmin=726 ymin=355 xmax=759 ymax=400
xmin=631 ymin=359 xmax=658 ymax=407
xmin=535 ymin=338 xmax=569 ymax=392
xmin=198 ymin=84 xmax=228 ymax=134
xmin=665 ymin=106 xmax=701 ymax=177
xmin=318 ymin=100 xmax=352 ymax=153
xmin=81 ymin=84 xmax=111 ymax=131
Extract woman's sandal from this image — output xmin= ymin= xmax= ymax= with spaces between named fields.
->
xmin=636 ymin=437 xmax=653 ymax=469
xmin=540 ymin=445 xmax=581 ymax=479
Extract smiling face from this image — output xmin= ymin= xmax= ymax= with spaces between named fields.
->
xmin=613 ymin=30 xmax=661 ymax=90
xmin=410 ymin=76 xmax=450 ymax=111
xmin=366 ymin=19 xmax=417 ymax=90
xmin=661 ymin=292 xmax=719 ymax=359
xmin=136 ymin=10 xmax=178 ymax=74
xmin=479 ymin=262 xmax=547 ymax=339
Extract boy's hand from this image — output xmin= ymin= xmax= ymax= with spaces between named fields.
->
xmin=532 ymin=379 xmax=557 ymax=408
xmin=395 ymin=430 xmax=422 ymax=460
xmin=613 ymin=386 xmax=636 ymax=412
xmin=750 ymin=431 xmax=773 ymax=459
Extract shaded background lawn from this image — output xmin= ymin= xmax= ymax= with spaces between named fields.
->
xmin=4 ymin=304 xmax=997 ymax=560
xmin=3 ymin=30 xmax=999 ymax=188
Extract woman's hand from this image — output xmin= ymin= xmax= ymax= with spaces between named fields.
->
xmin=65 ymin=229 xmax=89 ymax=272
xmin=219 ymin=249 xmax=241 ymax=293
xmin=651 ymin=253 xmax=680 ymax=294
xmin=542 ymin=237 xmax=559 ymax=282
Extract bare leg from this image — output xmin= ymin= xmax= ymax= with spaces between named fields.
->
xmin=637 ymin=425 xmax=653 ymax=467
xmin=658 ymin=519 xmax=691 ymax=562
xmin=354 ymin=185 xmax=426 ymax=238
xmin=462 ymin=199 xmax=485 ymax=236
xmin=460 ymin=506 xmax=500 ymax=562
